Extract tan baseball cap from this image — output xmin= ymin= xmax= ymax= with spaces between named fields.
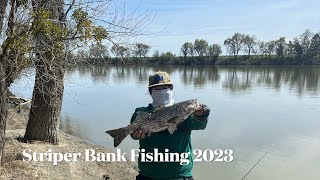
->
xmin=148 ymin=71 xmax=173 ymax=87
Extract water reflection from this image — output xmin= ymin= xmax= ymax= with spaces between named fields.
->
xmin=219 ymin=66 xmax=320 ymax=95
xmin=178 ymin=66 xmax=220 ymax=87
xmin=67 ymin=65 xmax=320 ymax=96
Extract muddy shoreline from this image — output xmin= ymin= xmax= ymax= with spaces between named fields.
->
xmin=0 ymin=108 xmax=137 ymax=180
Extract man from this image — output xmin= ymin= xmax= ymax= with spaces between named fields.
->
xmin=130 ymin=71 xmax=210 ymax=180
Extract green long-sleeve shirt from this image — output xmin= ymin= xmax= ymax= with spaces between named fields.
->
xmin=130 ymin=104 xmax=210 ymax=179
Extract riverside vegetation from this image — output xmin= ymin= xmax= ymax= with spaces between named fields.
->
xmin=78 ymin=30 xmax=320 ymax=65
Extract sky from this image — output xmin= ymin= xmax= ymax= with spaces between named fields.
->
xmin=124 ymin=0 xmax=320 ymax=55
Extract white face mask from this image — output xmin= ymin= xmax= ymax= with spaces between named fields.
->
xmin=151 ymin=88 xmax=174 ymax=107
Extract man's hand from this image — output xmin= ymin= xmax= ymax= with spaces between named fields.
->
xmin=193 ymin=104 xmax=210 ymax=116
xmin=194 ymin=108 xmax=205 ymax=116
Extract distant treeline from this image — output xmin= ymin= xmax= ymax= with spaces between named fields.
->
xmin=74 ymin=29 xmax=320 ymax=65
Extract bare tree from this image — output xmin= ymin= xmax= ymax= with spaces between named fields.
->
xmin=0 ymin=0 xmax=31 ymax=164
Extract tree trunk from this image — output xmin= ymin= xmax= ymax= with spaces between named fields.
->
xmin=0 ymin=0 xmax=8 ymax=35
xmin=24 ymin=61 xmax=64 ymax=144
xmin=0 ymin=62 xmax=8 ymax=165
xmin=24 ymin=0 xmax=65 ymax=144
xmin=0 ymin=0 xmax=9 ymax=166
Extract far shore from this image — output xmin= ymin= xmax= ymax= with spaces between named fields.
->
xmin=75 ymin=55 xmax=320 ymax=66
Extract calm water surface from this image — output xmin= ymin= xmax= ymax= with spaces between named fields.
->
xmin=11 ymin=65 xmax=320 ymax=180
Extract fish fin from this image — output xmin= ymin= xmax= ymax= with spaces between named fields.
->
xmin=105 ymin=127 xmax=129 ymax=147
xmin=167 ymin=124 xmax=177 ymax=134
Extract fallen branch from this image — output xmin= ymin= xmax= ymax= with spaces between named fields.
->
xmin=8 ymin=96 xmax=32 ymax=112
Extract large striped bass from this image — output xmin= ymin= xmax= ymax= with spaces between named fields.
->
xmin=106 ymin=99 xmax=201 ymax=147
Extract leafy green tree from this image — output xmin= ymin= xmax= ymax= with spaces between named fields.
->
xmin=0 ymin=0 xmax=146 ymax=164
xmin=266 ymin=41 xmax=276 ymax=58
xmin=257 ymin=41 xmax=267 ymax=55
xmin=308 ymin=33 xmax=320 ymax=58
xmin=111 ymin=45 xmax=130 ymax=58
xmin=181 ymin=42 xmax=194 ymax=58
xmin=275 ymin=37 xmax=287 ymax=59
xmin=224 ymin=33 xmax=245 ymax=58
xmin=287 ymin=41 xmax=296 ymax=55
xmin=25 ymin=0 xmax=143 ymax=144
xmin=181 ymin=42 xmax=188 ymax=58
xmin=159 ymin=51 xmax=175 ymax=64
xmin=243 ymin=35 xmax=257 ymax=56
xmin=188 ymin=43 xmax=194 ymax=57
xmin=133 ymin=43 xmax=150 ymax=58
xmin=194 ymin=39 xmax=208 ymax=56
xmin=208 ymin=44 xmax=222 ymax=60
xmin=89 ymin=43 xmax=108 ymax=58
xmin=293 ymin=41 xmax=303 ymax=57
xmin=299 ymin=29 xmax=314 ymax=55
xmin=153 ymin=50 xmax=159 ymax=57
xmin=25 ymin=1 xmax=106 ymax=144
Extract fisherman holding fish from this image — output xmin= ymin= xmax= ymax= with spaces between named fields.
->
xmin=130 ymin=71 xmax=210 ymax=180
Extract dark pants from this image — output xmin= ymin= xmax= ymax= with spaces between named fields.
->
xmin=136 ymin=174 xmax=194 ymax=180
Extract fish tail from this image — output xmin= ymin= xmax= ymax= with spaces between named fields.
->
xmin=105 ymin=127 xmax=129 ymax=147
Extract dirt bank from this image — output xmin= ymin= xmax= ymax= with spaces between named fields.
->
xmin=0 ymin=109 xmax=137 ymax=180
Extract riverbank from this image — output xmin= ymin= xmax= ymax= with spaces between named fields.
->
xmin=0 ymin=108 xmax=137 ymax=180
